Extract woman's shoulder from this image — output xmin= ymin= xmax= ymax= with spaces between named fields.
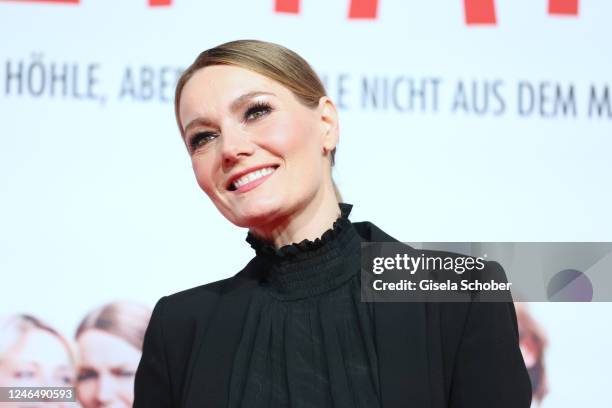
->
xmin=143 ymin=258 xmax=261 ymax=364
xmin=159 ymin=257 xmax=262 ymax=318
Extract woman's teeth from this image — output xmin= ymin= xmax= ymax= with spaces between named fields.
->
xmin=232 ymin=167 xmax=276 ymax=190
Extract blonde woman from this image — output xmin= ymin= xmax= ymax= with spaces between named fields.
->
xmin=134 ymin=39 xmax=531 ymax=408
xmin=75 ymin=301 xmax=151 ymax=408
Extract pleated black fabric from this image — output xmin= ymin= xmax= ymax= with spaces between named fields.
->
xmin=227 ymin=203 xmax=382 ymax=408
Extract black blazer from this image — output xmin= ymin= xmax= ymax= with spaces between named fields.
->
xmin=134 ymin=221 xmax=532 ymax=408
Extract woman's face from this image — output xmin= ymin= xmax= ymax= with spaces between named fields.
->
xmin=178 ymin=64 xmax=338 ymax=229
xmin=0 ymin=328 xmax=74 ymax=407
xmin=76 ymin=329 xmax=141 ymax=408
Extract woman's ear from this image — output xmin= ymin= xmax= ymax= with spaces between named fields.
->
xmin=318 ymin=96 xmax=339 ymax=154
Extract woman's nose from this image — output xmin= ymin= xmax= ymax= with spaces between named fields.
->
xmin=220 ymin=127 xmax=255 ymax=168
xmin=95 ymin=374 xmax=116 ymax=404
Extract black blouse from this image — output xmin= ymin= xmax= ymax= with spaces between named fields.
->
xmin=228 ymin=203 xmax=381 ymax=407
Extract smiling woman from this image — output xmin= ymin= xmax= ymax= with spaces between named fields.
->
xmin=75 ymin=301 xmax=151 ymax=408
xmin=175 ymin=47 xmax=342 ymax=241
xmin=133 ymin=39 xmax=532 ymax=408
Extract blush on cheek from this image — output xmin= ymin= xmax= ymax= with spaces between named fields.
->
xmin=76 ymin=381 xmax=96 ymax=406
xmin=262 ymin=116 xmax=310 ymax=153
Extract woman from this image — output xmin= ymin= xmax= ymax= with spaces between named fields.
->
xmin=75 ymin=301 xmax=151 ymax=408
xmin=134 ymin=39 xmax=531 ymax=407
xmin=0 ymin=314 xmax=75 ymax=408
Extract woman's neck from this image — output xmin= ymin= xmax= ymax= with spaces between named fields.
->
xmin=249 ymin=187 xmax=341 ymax=249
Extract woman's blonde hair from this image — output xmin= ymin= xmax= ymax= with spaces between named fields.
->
xmin=0 ymin=314 xmax=74 ymax=365
xmin=174 ymin=39 xmax=341 ymax=200
xmin=75 ymin=301 xmax=151 ymax=351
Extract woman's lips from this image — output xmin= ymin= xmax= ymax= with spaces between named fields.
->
xmin=230 ymin=166 xmax=277 ymax=193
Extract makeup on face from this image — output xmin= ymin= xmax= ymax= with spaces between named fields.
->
xmin=179 ymin=65 xmax=330 ymax=229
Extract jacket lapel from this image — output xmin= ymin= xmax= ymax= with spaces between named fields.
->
xmin=374 ymin=302 xmax=431 ymax=408
xmin=182 ymin=262 xmax=261 ymax=407
xmin=355 ymin=221 xmax=432 ymax=408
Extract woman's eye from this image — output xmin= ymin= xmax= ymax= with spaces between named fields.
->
xmin=189 ymin=131 xmax=217 ymax=152
xmin=14 ymin=370 xmax=35 ymax=379
xmin=112 ymin=368 xmax=136 ymax=378
xmin=77 ymin=369 xmax=97 ymax=382
xmin=244 ymin=102 xmax=272 ymax=122
xmin=61 ymin=375 xmax=74 ymax=385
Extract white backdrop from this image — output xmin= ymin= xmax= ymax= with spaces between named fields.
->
xmin=1 ymin=1 xmax=611 ymax=407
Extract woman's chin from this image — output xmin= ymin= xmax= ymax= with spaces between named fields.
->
xmin=227 ymin=202 xmax=284 ymax=228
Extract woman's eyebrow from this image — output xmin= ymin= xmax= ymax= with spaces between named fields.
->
xmin=183 ymin=91 xmax=276 ymax=138
xmin=229 ymin=91 xmax=275 ymax=112
xmin=183 ymin=117 xmax=216 ymax=138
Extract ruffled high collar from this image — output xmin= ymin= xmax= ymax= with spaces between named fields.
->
xmin=246 ymin=203 xmax=353 ymax=257
xmin=245 ymin=203 xmax=362 ymax=300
